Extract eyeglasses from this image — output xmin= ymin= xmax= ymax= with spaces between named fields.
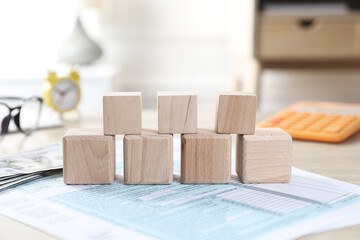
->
xmin=0 ymin=97 xmax=43 ymax=141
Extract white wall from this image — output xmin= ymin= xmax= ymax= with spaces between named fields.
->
xmin=0 ymin=0 xmax=255 ymax=111
xmin=98 ymin=0 xmax=243 ymax=109
xmin=0 ymin=1 xmax=76 ymax=71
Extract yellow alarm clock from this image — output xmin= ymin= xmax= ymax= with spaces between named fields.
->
xmin=42 ymin=69 xmax=81 ymax=113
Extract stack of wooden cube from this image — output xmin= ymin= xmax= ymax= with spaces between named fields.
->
xmin=63 ymin=92 xmax=292 ymax=185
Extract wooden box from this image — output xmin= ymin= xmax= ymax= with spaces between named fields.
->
xmin=258 ymin=15 xmax=360 ymax=61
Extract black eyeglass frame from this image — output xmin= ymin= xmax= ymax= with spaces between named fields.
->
xmin=0 ymin=96 xmax=43 ymax=141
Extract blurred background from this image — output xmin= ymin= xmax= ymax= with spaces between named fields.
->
xmin=0 ymin=0 xmax=359 ymax=114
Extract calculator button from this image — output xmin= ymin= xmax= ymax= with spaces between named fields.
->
xmin=336 ymin=119 xmax=350 ymax=124
xmin=302 ymin=114 xmax=323 ymax=123
xmin=308 ymin=126 xmax=322 ymax=132
xmin=290 ymin=113 xmax=308 ymax=120
xmin=317 ymin=119 xmax=334 ymax=127
xmin=308 ymin=113 xmax=325 ymax=119
xmin=300 ymin=120 xmax=315 ymax=126
xmin=338 ymin=116 xmax=356 ymax=123
xmin=308 ymin=129 xmax=321 ymax=132
xmin=341 ymin=116 xmax=356 ymax=121
xmin=291 ymin=124 xmax=306 ymax=131
xmin=324 ymin=126 xmax=342 ymax=133
xmin=277 ymin=122 xmax=292 ymax=129
xmin=325 ymin=115 xmax=340 ymax=121
xmin=334 ymin=120 xmax=348 ymax=126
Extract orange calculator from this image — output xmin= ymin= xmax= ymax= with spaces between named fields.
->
xmin=257 ymin=101 xmax=360 ymax=143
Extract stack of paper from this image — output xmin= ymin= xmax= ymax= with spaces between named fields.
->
xmin=0 ymin=143 xmax=62 ymax=191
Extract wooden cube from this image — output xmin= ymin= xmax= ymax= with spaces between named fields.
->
xmin=181 ymin=129 xmax=231 ymax=184
xmin=215 ymin=92 xmax=257 ymax=134
xmin=236 ymin=128 xmax=292 ymax=184
xmin=63 ymin=128 xmax=115 ymax=184
xmin=103 ymin=92 xmax=142 ymax=135
xmin=158 ymin=92 xmax=197 ymax=134
xmin=124 ymin=130 xmax=173 ymax=184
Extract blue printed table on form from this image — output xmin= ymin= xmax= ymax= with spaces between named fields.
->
xmin=0 ymin=139 xmax=360 ymax=240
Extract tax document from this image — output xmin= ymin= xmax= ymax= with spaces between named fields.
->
xmin=0 ymin=140 xmax=359 ymax=240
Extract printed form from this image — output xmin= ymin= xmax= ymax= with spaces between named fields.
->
xmin=0 ymin=140 xmax=359 ymax=240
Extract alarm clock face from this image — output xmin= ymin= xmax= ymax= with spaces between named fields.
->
xmin=51 ymin=79 xmax=80 ymax=111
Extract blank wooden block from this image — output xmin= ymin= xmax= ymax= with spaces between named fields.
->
xmin=215 ymin=92 xmax=257 ymax=134
xmin=181 ymin=129 xmax=231 ymax=184
xmin=63 ymin=128 xmax=115 ymax=184
xmin=103 ymin=92 xmax=142 ymax=135
xmin=236 ymin=128 xmax=292 ymax=184
xmin=158 ymin=92 xmax=197 ymax=134
xmin=124 ymin=130 xmax=173 ymax=184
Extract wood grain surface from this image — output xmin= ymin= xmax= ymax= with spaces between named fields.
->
xmin=215 ymin=92 xmax=257 ymax=134
xmin=236 ymin=128 xmax=292 ymax=184
xmin=181 ymin=129 xmax=231 ymax=183
xmin=103 ymin=92 xmax=142 ymax=135
xmin=63 ymin=128 xmax=115 ymax=184
xmin=158 ymin=92 xmax=197 ymax=134
xmin=124 ymin=129 xmax=173 ymax=184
